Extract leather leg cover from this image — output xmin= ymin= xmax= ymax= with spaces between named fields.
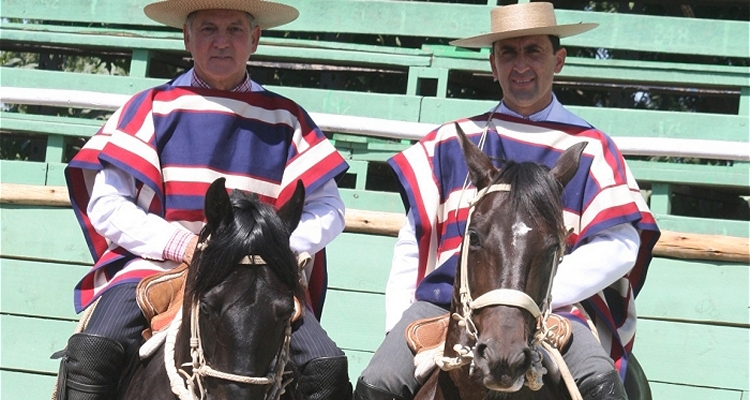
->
xmin=55 ymin=333 xmax=125 ymax=400
xmin=353 ymin=377 xmax=407 ymax=400
xmin=299 ymin=355 xmax=353 ymax=400
xmin=578 ymin=369 xmax=628 ymax=400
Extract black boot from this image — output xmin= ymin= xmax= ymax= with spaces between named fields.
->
xmin=579 ymin=370 xmax=628 ymax=400
xmin=299 ymin=355 xmax=353 ymax=400
xmin=353 ymin=377 xmax=406 ymax=400
xmin=54 ymin=333 xmax=125 ymax=400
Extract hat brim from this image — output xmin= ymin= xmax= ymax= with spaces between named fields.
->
xmin=449 ymin=22 xmax=599 ymax=48
xmin=144 ymin=0 xmax=299 ymax=30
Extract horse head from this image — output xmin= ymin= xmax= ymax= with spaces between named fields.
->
xmin=451 ymin=122 xmax=586 ymax=394
xmin=177 ymin=177 xmax=307 ymax=399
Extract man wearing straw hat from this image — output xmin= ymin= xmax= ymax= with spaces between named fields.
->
xmin=354 ymin=3 xmax=659 ymax=400
xmin=56 ymin=1 xmax=353 ymax=399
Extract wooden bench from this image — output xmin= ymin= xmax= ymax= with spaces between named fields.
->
xmin=1 ymin=0 xmax=748 ymax=398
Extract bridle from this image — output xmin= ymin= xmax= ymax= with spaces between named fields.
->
xmin=165 ymin=243 xmax=298 ymax=400
xmin=437 ymin=182 xmax=565 ymax=391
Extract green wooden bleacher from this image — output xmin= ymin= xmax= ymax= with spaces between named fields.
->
xmin=1 ymin=0 xmax=749 ymax=399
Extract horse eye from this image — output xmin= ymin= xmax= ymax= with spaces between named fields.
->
xmin=468 ymin=230 xmax=480 ymax=247
xmin=199 ymin=299 xmax=216 ymax=315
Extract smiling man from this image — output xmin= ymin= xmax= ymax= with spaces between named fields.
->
xmin=354 ymin=3 xmax=660 ymax=400
xmin=56 ymin=1 xmax=353 ymax=399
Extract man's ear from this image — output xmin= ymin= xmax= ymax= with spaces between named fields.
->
xmin=183 ymin=25 xmax=191 ymax=51
xmin=554 ymin=47 xmax=567 ymax=74
xmin=249 ymin=25 xmax=261 ymax=54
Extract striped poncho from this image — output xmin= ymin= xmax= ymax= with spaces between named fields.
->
xmin=65 ymin=85 xmax=348 ymax=313
xmin=388 ymin=113 xmax=659 ymax=376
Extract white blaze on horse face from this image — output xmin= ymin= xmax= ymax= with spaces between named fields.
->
xmin=511 ymin=221 xmax=532 ymax=246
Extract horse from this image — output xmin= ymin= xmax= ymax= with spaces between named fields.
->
xmin=120 ymin=177 xmax=308 ymax=400
xmin=414 ymin=123 xmax=651 ymax=400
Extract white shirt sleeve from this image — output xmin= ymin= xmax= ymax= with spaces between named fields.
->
xmin=550 ymin=223 xmax=641 ymax=309
xmin=87 ymin=165 xmax=193 ymax=261
xmin=384 ymin=210 xmax=419 ymax=332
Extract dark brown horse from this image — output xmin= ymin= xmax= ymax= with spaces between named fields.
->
xmin=414 ymin=124 xmax=650 ymax=400
xmin=121 ymin=177 xmax=308 ymax=400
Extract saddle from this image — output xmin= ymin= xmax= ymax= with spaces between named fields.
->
xmin=135 ymin=263 xmax=189 ymax=340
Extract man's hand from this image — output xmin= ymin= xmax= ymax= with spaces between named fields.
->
xmin=182 ymin=236 xmax=199 ymax=265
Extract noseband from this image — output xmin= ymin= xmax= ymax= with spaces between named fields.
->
xmin=438 ymin=183 xmax=564 ymax=391
xmin=166 ymin=241 xmax=298 ymax=400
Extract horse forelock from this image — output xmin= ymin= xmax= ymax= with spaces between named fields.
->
xmin=188 ymin=191 xmax=303 ymax=302
xmin=495 ymin=161 xmax=567 ymax=246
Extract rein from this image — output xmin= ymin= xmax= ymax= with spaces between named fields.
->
xmin=165 ymin=250 xmax=294 ymax=400
xmin=437 ymin=182 xmax=564 ymax=392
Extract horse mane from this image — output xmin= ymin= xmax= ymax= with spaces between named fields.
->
xmin=494 ymin=160 xmax=568 ymax=246
xmin=188 ymin=190 xmax=306 ymax=304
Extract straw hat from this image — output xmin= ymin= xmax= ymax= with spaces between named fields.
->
xmin=450 ymin=2 xmax=598 ymax=48
xmin=144 ymin=0 xmax=299 ymax=30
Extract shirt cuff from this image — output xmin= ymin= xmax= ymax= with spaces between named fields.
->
xmin=163 ymin=230 xmax=197 ymax=262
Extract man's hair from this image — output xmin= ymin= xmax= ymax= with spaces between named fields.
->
xmin=185 ymin=11 xmax=257 ymax=30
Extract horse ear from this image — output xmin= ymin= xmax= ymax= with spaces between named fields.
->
xmin=550 ymin=142 xmax=587 ymax=190
xmin=277 ymin=180 xmax=305 ymax=234
xmin=454 ymin=122 xmax=495 ymax=189
xmin=204 ymin=177 xmax=232 ymax=228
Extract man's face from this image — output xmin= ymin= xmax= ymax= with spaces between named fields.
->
xmin=490 ymin=35 xmax=566 ymax=116
xmin=183 ymin=9 xmax=260 ymax=90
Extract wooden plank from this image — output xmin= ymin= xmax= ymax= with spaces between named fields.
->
xmin=628 ymin=160 xmax=749 ymax=190
xmin=0 ymin=258 xmax=88 ymax=320
xmin=0 ymin=160 xmax=48 ymax=185
xmin=636 ymin=257 xmax=749 ymax=325
xmin=655 ymin=215 xmax=750 ymax=239
xmin=0 ymin=370 xmax=57 ymax=400
xmin=327 ymin=232 xmax=394 ymax=293
xmin=649 ymin=381 xmax=745 ymax=400
xmin=634 ymin=319 xmax=749 ymax=391
xmin=419 ymin=97 xmax=750 ymax=142
xmin=319 ymin=290 xmax=386 ymax=353
xmin=0 ymin=204 xmax=92 ymax=264
xmin=0 ymin=315 xmax=77 ymax=374
xmin=3 ymin=0 xmax=748 ymax=59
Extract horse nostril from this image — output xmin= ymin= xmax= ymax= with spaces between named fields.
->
xmin=475 ymin=342 xmax=488 ymax=359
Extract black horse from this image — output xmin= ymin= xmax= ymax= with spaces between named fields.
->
xmin=122 ymin=177 xmax=308 ymax=399
xmin=415 ymin=123 xmax=650 ymax=400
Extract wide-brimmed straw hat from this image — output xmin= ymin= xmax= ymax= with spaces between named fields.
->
xmin=450 ymin=2 xmax=598 ymax=48
xmin=144 ymin=0 xmax=299 ymax=30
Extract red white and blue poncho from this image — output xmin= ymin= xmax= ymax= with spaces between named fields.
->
xmin=66 ymin=85 xmax=348 ymax=313
xmin=388 ymin=113 xmax=660 ymax=376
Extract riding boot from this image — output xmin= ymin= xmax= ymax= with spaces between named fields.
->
xmin=353 ymin=377 xmax=407 ymax=400
xmin=578 ymin=370 xmax=628 ymax=400
xmin=299 ymin=355 xmax=353 ymax=400
xmin=54 ymin=333 xmax=125 ymax=400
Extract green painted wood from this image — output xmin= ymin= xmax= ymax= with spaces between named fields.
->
xmin=430 ymin=45 xmax=750 ymax=88
xmin=654 ymin=214 xmax=750 ymax=238
xmin=0 ymin=160 xmax=49 ymax=185
xmin=635 ymin=319 xmax=749 ymax=391
xmin=341 ymin=349 xmax=373 ymax=385
xmin=0 ymin=205 xmax=92 ymax=264
xmin=3 ymin=0 xmax=748 ymax=60
xmin=0 ymin=112 xmax=104 ymax=138
xmin=326 ymin=232 xmax=394 ymax=293
xmin=628 ymin=160 xmax=749 ymax=189
xmin=636 ymin=257 xmax=749 ymax=326
xmin=339 ymin=189 xmax=404 ymax=214
xmin=0 ymin=258 xmax=88 ymax=320
xmin=319 ymin=289 xmax=386 ymax=353
xmin=649 ymin=381 xmax=745 ymax=400
xmin=0 ymin=315 xmax=77 ymax=375
xmin=1 ymin=370 xmax=57 ymax=400
xmin=419 ymin=98 xmax=750 ymax=142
